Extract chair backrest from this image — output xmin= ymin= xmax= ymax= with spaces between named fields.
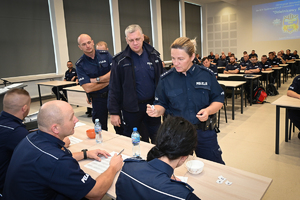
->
xmin=227 ymin=76 xmax=245 ymax=81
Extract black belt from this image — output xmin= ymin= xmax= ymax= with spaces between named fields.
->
xmin=194 ymin=114 xmax=217 ymax=131
xmin=88 ymin=91 xmax=108 ymax=99
xmin=138 ymin=98 xmax=154 ymax=104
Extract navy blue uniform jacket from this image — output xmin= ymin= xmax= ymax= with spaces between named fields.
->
xmin=108 ymin=42 xmax=163 ymax=114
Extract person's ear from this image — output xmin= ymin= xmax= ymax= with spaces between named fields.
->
xmin=50 ymin=124 xmax=60 ymax=135
xmin=21 ymin=104 xmax=28 ymax=113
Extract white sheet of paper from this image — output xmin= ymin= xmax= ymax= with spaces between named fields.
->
xmin=176 ymin=176 xmax=188 ymax=183
xmin=69 ymin=136 xmax=83 ymax=146
xmin=6 ymin=83 xmax=23 ymax=89
xmin=84 ymin=151 xmax=130 ymax=174
xmin=75 ymin=121 xmax=86 ymax=128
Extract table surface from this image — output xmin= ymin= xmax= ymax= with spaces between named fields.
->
xmin=239 ymin=70 xmax=273 ymax=74
xmin=70 ymin=125 xmax=272 ymax=200
xmin=271 ymin=95 xmax=300 ymax=108
xmin=218 ymin=80 xmax=246 ymax=87
xmin=218 ymin=74 xmax=261 ymax=79
xmin=37 ymin=80 xmax=76 ymax=87
xmin=272 ymin=67 xmax=283 ymax=70
xmin=279 ymin=64 xmax=288 ymax=67
xmin=287 ymin=61 xmax=296 ymax=64
xmin=63 ymin=85 xmax=85 ymax=92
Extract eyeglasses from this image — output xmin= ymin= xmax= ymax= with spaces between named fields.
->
xmin=127 ymin=38 xmax=142 ymax=43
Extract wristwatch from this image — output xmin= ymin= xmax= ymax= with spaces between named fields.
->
xmin=96 ymin=77 xmax=100 ymax=82
xmin=81 ymin=149 xmax=88 ymax=159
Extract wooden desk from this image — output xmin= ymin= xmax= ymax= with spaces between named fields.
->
xmin=271 ymin=95 xmax=300 ymax=154
xmin=37 ymin=81 xmax=77 ymax=106
xmin=218 ymin=74 xmax=261 ymax=106
xmin=218 ymin=81 xmax=246 ymax=120
xmin=63 ymin=85 xmax=92 ymax=108
xmin=71 ymin=131 xmax=272 ymax=200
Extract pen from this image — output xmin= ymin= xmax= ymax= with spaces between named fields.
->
xmin=117 ymin=149 xmax=124 ymax=156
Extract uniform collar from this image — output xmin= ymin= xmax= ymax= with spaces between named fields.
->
xmin=37 ymin=130 xmax=65 ymax=148
xmin=148 ymin=158 xmax=174 ymax=178
xmin=0 ymin=111 xmax=23 ymax=124
xmin=186 ymin=64 xmax=197 ymax=76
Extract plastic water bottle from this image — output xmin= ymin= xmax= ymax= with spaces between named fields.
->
xmin=131 ymin=127 xmax=141 ymax=157
xmin=94 ymin=119 xmax=102 ymax=144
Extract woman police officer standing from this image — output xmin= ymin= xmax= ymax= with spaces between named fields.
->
xmin=147 ymin=37 xmax=225 ymax=164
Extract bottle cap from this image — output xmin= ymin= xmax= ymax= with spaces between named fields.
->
xmin=133 ymin=127 xmax=137 ymax=132
xmin=95 ymin=119 xmax=99 ymax=122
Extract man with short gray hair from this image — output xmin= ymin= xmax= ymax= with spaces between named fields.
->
xmin=108 ymin=24 xmax=163 ymax=143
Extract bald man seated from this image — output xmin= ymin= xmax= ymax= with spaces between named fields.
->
xmin=3 ymin=100 xmax=123 ymax=200
xmin=0 ymin=89 xmax=70 ymax=197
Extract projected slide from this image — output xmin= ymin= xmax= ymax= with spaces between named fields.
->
xmin=252 ymin=0 xmax=300 ymax=41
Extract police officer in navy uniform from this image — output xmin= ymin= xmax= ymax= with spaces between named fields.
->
xmin=240 ymin=54 xmax=251 ymax=70
xmin=287 ymin=75 xmax=300 ymax=137
xmin=3 ymin=100 xmax=123 ymax=200
xmin=207 ymin=51 xmax=215 ymax=62
xmin=109 ymin=24 xmax=163 ymax=143
xmin=202 ymin=57 xmax=218 ymax=78
xmin=52 ymin=61 xmax=77 ymax=102
xmin=245 ymin=55 xmax=261 ymax=74
xmin=147 ymin=37 xmax=225 ymax=164
xmin=116 ymin=116 xmax=200 ymax=200
xmin=224 ymin=55 xmax=240 ymax=74
xmin=249 ymin=50 xmax=258 ymax=59
xmin=0 ymin=88 xmax=31 ymax=197
xmin=76 ymin=34 xmax=112 ymax=130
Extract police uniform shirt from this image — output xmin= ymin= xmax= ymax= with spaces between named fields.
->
xmin=225 ymin=63 xmax=240 ymax=72
xmin=240 ymin=59 xmax=251 ymax=67
xmin=64 ymin=67 xmax=77 ymax=81
xmin=212 ymin=58 xmax=219 ymax=64
xmin=292 ymin=54 xmax=299 ymax=59
xmin=278 ymin=57 xmax=286 ymax=64
xmin=3 ymin=130 xmax=95 ymax=200
xmin=0 ymin=111 xmax=28 ymax=193
xmin=116 ymin=158 xmax=200 ymax=200
xmin=216 ymin=58 xmax=228 ymax=67
xmin=154 ymin=65 xmax=224 ymax=125
xmin=208 ymin=55 xmax=215 ymax=60
xmin=284 ymin=54 xmax=293 ymax=60
xmin=131 ymin=48 xmax=155 ymax=101
xmin=246 ymin=62 xmax=261 ymax=73
xmin=288 ymin=75 xmax=300 ymax=94
xmin=208 ymin=64 xmax=218 ymax=77
xmin=268 ymin=58 xmax=279 ymax=66
xmin=240 ymin=57 xmax=245 ymax=62
xmin=76 ymin=50 xmax=112 ymax=94
xmin=249 ymin=53 xmax=258 ymax=59
xmin=259 ymin=61 xmax=272 ymax=70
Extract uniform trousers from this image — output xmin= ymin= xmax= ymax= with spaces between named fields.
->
xmin=195 ymin=129 xmax=225 ymax=165
xmin=91 ymin=95 xmax=108 ymax=131
xmin=122 ymin=102 xmax=161 ymax=144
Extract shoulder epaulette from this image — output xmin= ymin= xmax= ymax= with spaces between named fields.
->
xmin=96 ymin=50 xmax=108 ymax=54
xmin=75 ymin=56 xmax=83 ymax=66
xmin=160 ymin=68 xmax=174 ymax=79
xmin=198 ymin=65 xmax=214 ymax=76
xmin=113 ymin=51 xmax=123 ymax=59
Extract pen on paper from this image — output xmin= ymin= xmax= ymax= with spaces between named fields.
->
xmin=117 ymin=149 xmax=124 ymax=156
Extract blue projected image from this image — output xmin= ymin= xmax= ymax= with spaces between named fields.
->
xmin=252 ymin=0 xmax=300 ymax=41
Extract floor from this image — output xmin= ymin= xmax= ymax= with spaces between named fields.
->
xmin=28 ymin=76 xmax=300 ymax=200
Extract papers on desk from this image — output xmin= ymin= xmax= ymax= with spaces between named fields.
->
xmin=23 ymin=111 xmax=39 ymax=123
xmin=69 ymin=136 xmax=83 ymax=146
xmin=177 ymin=176 xmax=188 ymax=183
xmin=75 ymin=121 xmax=86 ymax=128
xmin=6 ymin=83 xmax=23 ymax=89
xmin=84 ymin=152 xmax=130 ymax=174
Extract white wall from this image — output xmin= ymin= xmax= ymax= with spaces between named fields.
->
xmin=202 ymin=0 xmax=300 ymax=59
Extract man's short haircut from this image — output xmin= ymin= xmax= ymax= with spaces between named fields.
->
xmin=67 ymin=61 xmax=72 ymax=63
xmin=3 ymin=88 xmax=30 ymax=113
xmin=262 ymin=55 xmax=267 ymax=58
xmin=96 ymin=41 xmax=108 ymax=48
xmin=125 ymin=24 xmax=143 ymax=37
xmin=201 ymin=57 xmax=209 ymax=63
xmin=243 ymin=51 xmax=247 ymax=54
xmin=251 ymin=55 xmax=258 ymax=59
xmin=287 ymin=49 xmax=291 ymax=51
xmin=252 ymin=50 xmax=255 ymax=51
xmin=295 ymin=50 xmax=298 ymax=53
xmin=144 ymin=35 xmax=150 ymax=44
xmin=269 ymin=52 xmax=274 ymax=56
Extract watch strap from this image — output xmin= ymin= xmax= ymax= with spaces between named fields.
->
xmin=81 ymin=149 xmax=88 ymax=159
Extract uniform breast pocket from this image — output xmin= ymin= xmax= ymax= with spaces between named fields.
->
xmin=166 ymin=89 xmax=184 ymax=109
xmin=194 ymin=85 xmax=210 ymax=110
